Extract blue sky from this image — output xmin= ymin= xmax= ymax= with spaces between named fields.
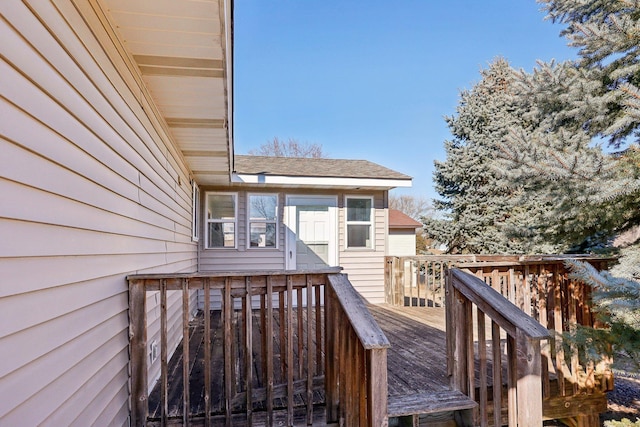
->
xmin=233 ymin=1 xmax=576 ymax=201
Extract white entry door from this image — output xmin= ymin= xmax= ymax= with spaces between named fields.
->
xmin=285 ymin=196 xmax=337 ymax=270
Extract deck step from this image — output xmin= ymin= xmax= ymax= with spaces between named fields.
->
xmin=387 ymin=390 xmax=477 ymax=418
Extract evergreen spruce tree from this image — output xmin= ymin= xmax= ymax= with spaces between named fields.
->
xmin=426 ymin=59 xmax=550 ymax=253
xmin=492 ymin=0 xmax=640 ymax=369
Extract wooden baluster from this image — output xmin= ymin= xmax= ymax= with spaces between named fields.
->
xmin=491 ymin=321 xmax=502 ymax=427
xmin=204 ymin=279 xmax=211 ymax=427
xmin=260 ymin=293 xmax=266 ymax=400
xmin=223 ymin=278 xmax=232 ymax=426
xmin=552 ymin=265 xmax=566 ymax=396
xmin=297 ymin=285 xmax=304 ymax=380
xmin=507 ymin=335 xmax=517 ymax=427
xmin=477 ymin=309 xmax=488 ymax=427
xmin=286 ymin=276 xmax=294 ymax=425
xmin=245 ymin=277 xmax=253 ymax=424
xmin=182 ymin=279 xmax=190 ymax=426
xmin=569 ymin=275 xmax=580 ymax=395
xmin=160 ymin=280 xmax=168 ymax=426
xmin=265 ymin=277 xmax=274 ymax=426
xmin=465 ymin=299 xmax=475 ymax=408
xmin=452 ymin=287 xmax=468 ymax=393
xmin=306 ymin=275 xmax=314 ymax=425
xmin=279 ymin=291 xmax=286 ymax=381
xmin=415 ymin=259 xmax=420 ymax=307
xmin=325 ymin=285 xmax=338 ymax=423
xmin=315 ymin=283 xmax=322 ymax=376
xmin=537 ymin=266 xmax=551 ymax=398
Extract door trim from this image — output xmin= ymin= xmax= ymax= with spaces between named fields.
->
xmin=284 ymin=195 xmax=338 ymax=270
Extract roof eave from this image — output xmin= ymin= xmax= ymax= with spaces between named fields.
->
xmin=232 ymin=173 xmax=412 ymax=189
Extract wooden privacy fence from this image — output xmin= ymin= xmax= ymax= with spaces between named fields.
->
xmin=447 ymin=268 xmax=550 ymax=426
xmin=127 ymin=270 xmax=390 ymax=426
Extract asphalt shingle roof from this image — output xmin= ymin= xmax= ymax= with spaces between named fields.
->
xmin=235 ymin=155 xmax=411 ymax=180
xmin=389 ymin=209 xmax=423 ymax=229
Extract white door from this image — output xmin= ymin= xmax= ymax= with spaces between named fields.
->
xmin=285 ymin=196 xmax=337 ymax=270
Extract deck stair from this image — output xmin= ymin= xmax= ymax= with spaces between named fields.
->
xmin=388 ymin=389 xmax=477 ymax=425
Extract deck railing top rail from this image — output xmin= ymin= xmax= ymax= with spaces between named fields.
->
xmin=449 ymin=269 xmax=550 ymax=340
xmin=126 ymin=267 xmax=343 ymax=281
xmin=388 ymin=254 xmax=615 ymax=266
xmin=327 ymin=274 xmax=390 ymax=350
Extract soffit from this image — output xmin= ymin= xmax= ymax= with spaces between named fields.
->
xmin=102 ymin=0 xmax=233 ymax=185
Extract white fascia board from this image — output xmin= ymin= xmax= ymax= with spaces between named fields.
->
xmin=232 ymin=173 xmax=412 ymax=188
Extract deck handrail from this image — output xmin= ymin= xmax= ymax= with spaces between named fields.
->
xmin=447 ymin=268 xmax=551 ymax=426
xmin=325 ymin=274 xmax=390 ymax=425
xmin=128 ymin=270 xmax=390 ymax=426
xmin=327 ymin=274 xmax=390 ymax=349
xmin=449 ymin=269 xmax=549 ymax=340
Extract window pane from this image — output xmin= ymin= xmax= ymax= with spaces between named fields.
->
xmin=347 ymin=224 xmax=371 ymax=248
xmin=207 ymin=194 xmax=235 ymax=220
xmin=249 ymin=223 xmax=276 ymax=248
xmin=249 ymin=195 xmax=277 ymax=221
xmin=347 ymin=198 xmax=371 ymax=222
xmin=208 ymin=222 xmax=235 ymax=248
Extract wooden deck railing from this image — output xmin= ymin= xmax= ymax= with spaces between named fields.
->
xmin=447 ymin=268 xmax=551 ymax=426
xmin=128 ymin=270 xmax=389 ymax=426
xmin=325 ymin=274 xmax=390 ymax=426
xmin=387 ymin=255 xmax=615 ymax=425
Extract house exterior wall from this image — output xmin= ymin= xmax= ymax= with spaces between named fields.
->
xmin=338 ymin=192 xmax=388 ymax=303
xmin=199 ymin=187 xmax=389 ymax=303
xmin=0 ymin=1 xmax=198 ymax=425
xmin=388 ymin=229 xmax=418 ymax=256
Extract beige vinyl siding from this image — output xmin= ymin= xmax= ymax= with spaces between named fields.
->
xmin=198 ymin=188 xmax=390 ymax=303
xmin=388 ymin=230 xmax=418 ymax=256
xmin=338 ymin=192 xmax=388 ymax=303
xmin=0 ymin=1 xmax=198 ymax=425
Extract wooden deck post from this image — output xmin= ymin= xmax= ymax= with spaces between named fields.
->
xmin=516 ymin=329 xmax=543 ymax=427
xmin=129 ymin=279 xmax=148 ymax=427
xmin=367 ymin=348 xmax=389 ymax=427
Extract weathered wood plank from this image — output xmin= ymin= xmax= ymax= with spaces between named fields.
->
xmin=491 ymin=321 xmax=502 ymax=427
xmin=286 ymin=276 xmax=294 ymax=426
xmin=327 ymin=274 xmax=390 ymax=350
xmin=223 ymin=279 xmax=232 ymax=425
xmin=182 ymin=279 xmax=190 ymax=426
xmin=477 ymin=309 xmax=488 ymax=427
xmin=265 ymin=277 xmax=274 ymax=426
xmin=368 ymin=348 xmax=389 ymax=425
xmin=244 ymin=277 xmax=253 ymax=424
xmin=129 ymin=279 xmax=148 ymax=427
xmin=450 ymin=269 xmax=549 ymax=340
xmin=387 ymin=390 xmax=476 ymax=417
xmin=203 ymin=279 xmax=211 ymax=427
xmin=161 ymin=280 xmax=169 ymax=426
xmin=516 ymin=329 xmax=543 ymax=426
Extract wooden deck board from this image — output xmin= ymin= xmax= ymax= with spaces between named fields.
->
xmin=368 ymin=305 xmax=451 ymax=398
xmin=146 ymin=304 xmax=519 ymax=421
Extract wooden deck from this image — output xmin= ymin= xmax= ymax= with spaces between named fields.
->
xmin=146 ymin=304 xmax=476 ymax=425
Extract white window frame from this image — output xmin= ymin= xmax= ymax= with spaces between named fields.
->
xmin=205 ymin=192 xmax=238 ymax=249
xmin=345 ymin=195 xmax=375 ymax=250
xmin=247 ymin=193 xmax=279 ymax=249
xmin=191 ymin=181 xmax=200 ymax=242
